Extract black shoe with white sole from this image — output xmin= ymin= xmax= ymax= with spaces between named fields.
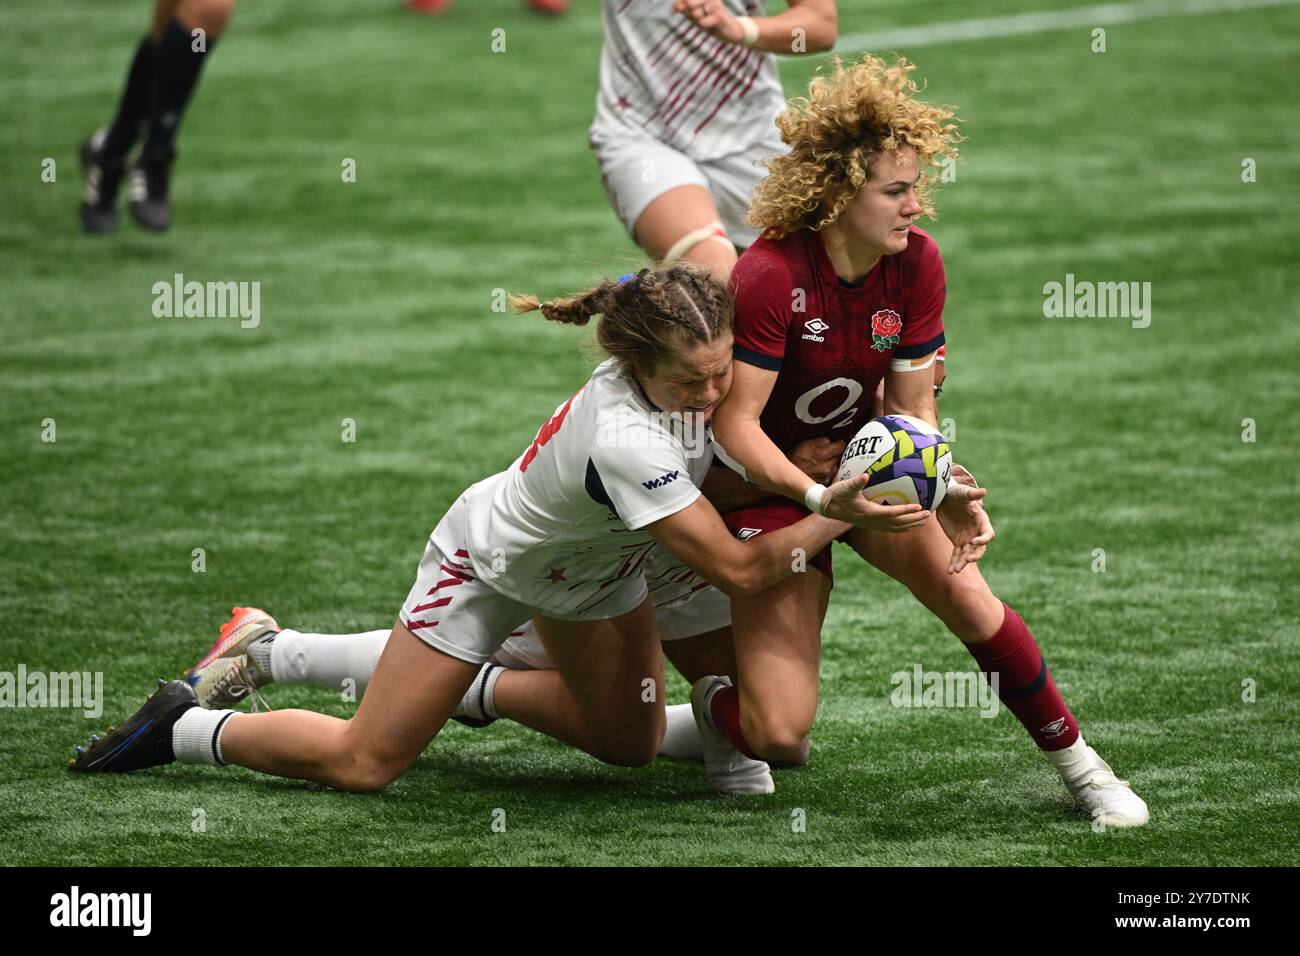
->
xmin=128 ymin=146 xmax=175 ymax=232
xmin=79 ymin=130 xmax=126 ymax=235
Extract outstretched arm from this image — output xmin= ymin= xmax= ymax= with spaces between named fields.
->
xmin=645 ymin=482 xmax=864 ymax=598
xmin=711 ymin=360 xmax=929 ymax=532
xmin=673 ymin=0 xmax=837 ymax=54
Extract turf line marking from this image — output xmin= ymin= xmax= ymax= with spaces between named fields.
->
xmin=833 ymin=0 xmax=1300 ymax=53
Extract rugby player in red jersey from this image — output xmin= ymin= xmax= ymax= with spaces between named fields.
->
xmin=705 ymin=55 xmax=1148 ymax=827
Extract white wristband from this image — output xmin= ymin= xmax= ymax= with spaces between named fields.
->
xmin=804 ymin=483 xmax=828 ymax=515
xmin=946 ymin=463 xmax=976 ymax=497
xmin=737 ymin=16 xmax=760 ymax=47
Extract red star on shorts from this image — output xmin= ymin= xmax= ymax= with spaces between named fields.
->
xmin=545 ymin=568 xmax=567 ymax=583
xmin=616 ymin=96 xmax=631 ymax=110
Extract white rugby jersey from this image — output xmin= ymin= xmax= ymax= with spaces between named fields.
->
xmin=642 ymin=548 xmax=715 ymax=608
xmin=451 ymin=359 xmax=714 ymax=619
xmin=592 ymin=0 xmax=785 ymax=162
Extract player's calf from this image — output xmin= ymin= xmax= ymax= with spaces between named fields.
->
xmin=928 ymin=568 xmax=1005 ymax=645
xmin=177 ymin=0 xmax=238 ymax=36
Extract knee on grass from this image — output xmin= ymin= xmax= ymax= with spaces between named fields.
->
xmin=743 ymin=715 xmax=813 ymax=767
xmin=322 ymin=731 xmax=415 ymax=794
xmin=770 ymin=736 xmax=812 ymax=768
xmin=325 ymin=753 xmax=408 ymax=793
xmin=586 ymin=720 xmax=664 ymax=768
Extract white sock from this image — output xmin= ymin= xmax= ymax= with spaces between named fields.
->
xmin=270 ymin=628 xmax=390 ymax=696
xmin=460 ymin=663 xmax=505 ymax=721
xmin=172 ymin=707 xmax=238 ymax=766
xmin=659 ymin=703 xmax=704 ymax=761
xmin=1043 ymin=734 xmax=1093 ymax=783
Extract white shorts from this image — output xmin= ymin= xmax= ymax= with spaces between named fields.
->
xmin=492 ymin=581 xmax=732 ymax=671
xmin=590 ymin=131 xmax=785 ymax=250
xmin=399 ymin=494 xmax=538 ymax=666
xmin=400 ymin=493 xmax=733 ymax=667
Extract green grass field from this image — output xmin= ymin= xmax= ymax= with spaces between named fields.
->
xmin=2 ymin=0 xmax=1298 ymax=866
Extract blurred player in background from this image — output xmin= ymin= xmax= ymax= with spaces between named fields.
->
xmin=705 ymin=55 xmax=1149 ymax=827
xmin=79 ymin=0 xmax=234 ymax=234
xmin=593 ymin=0 xmax=839 ymax=282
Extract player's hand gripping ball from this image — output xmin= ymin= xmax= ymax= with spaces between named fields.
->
xmin=837 ymin=415 xmax=953 ymax=511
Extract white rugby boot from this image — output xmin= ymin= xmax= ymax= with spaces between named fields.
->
xmin=1049 ymin=738 xmax=1150 ymax=829
xmin=690 ymin=675 xmax=775 ymax=796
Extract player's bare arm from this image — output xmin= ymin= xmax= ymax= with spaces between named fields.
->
xmin=702 ymin=435 xmax=845 ymax=511
xmin=712 ymin=359 xmax=928 ymax=532
xmin=882 ymin=353 xmax=941 ymax=428
xmin=673 ymin=0 xmax=837 ymax=54
xmin=645 ymin=493 xmax=853 ymax=597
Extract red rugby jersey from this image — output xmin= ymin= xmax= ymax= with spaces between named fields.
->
xmin=729 ymin=226 xmax=947 ymax=451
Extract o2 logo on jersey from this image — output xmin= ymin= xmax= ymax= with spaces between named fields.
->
xmin=794 ymin=378 xmax=862 ymax=429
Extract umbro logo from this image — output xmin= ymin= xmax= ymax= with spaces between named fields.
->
xmin=1040 ymin=717 xmax=1068 ymax=739
xmin=737 ymin=527 xmax=762 ymax=540
xmin=801 ymin=317 xmax=830 ymax=343
xmin=641 ymin=470 xmax=680 ymax=490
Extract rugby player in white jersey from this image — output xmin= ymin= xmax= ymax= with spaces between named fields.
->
xmin=173 ymin=501 xmax=834 ymax=795
xmin=593 ymin=0 xmax=838 ymax=280
xmin=169 ymin=349 xmax=938 ymax=794
xmin=71 ymin=264 xmax=919 ymax=795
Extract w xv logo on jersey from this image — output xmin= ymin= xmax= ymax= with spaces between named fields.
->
xmin=641 ymin=470 xmax=680 ymax=490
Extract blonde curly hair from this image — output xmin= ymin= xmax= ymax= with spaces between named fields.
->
xmin=748 ymin=55 xmax=962 ymax=239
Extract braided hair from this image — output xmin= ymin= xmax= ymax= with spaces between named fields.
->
xmin=509 ymin=262 xmax=733 ymax=377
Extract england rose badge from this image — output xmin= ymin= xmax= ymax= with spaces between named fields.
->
xmin=870 ymin=309 xmax=902 ymax=352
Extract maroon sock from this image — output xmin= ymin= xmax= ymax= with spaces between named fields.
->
xmin=965 ymin=604 xmax=1080 ymax=751
xmin=708 ymin=684 xmax=759 ymax=759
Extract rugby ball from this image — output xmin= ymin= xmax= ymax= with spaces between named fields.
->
xmin=836 ymin=414 xmax=953 ymax=511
